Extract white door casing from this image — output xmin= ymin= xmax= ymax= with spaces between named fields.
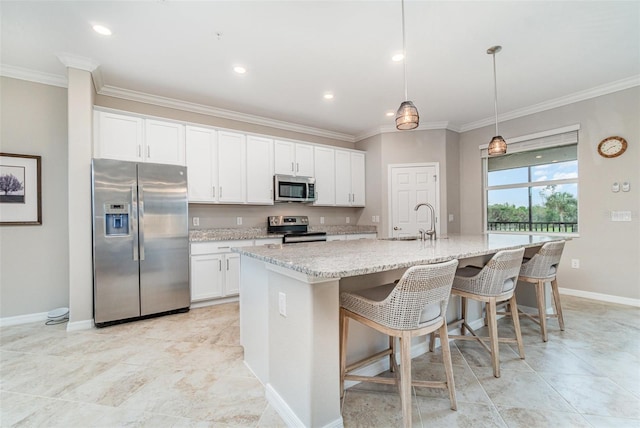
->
xmin=389 ymin=163 xmax=440 ymax=238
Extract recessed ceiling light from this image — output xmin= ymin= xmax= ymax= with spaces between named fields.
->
xmin=385 ymin=111 xmax=395 ymax=117
xmin=92 ymin=24 xmax=112 ymax=36
xmin=233 ymin=66 xmax=247 ymax=74
xmin=392 ymin=53 xmax=404 ymax=62
xmin=535 ymin=155 xmax=542 ymax=159
xmin=323 ymin=93 xmax=334 ymax=100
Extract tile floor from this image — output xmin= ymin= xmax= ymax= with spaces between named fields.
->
xmin=1 ymin=295 xmax=639 ymax=427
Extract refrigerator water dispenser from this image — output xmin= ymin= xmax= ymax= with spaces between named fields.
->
xmin=104 ymin=203 xmax=130 ymax=236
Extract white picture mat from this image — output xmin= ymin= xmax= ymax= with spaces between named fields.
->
xmin=0 ymin=156 xmax=40 ymax=223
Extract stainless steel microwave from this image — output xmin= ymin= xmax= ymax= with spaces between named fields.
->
xmin=274 ymin=175 xmax=316 ymax=203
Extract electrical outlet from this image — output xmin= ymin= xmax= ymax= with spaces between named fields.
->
xmin=236 ymin=217 xmax=242 ymax=226
xmin=192 ymin=217 xmax=199 ymax=227
xmin=571 ymin=259 xmax=580 ymax=269
xmin=448 ymin=214 xmax=454 ymax=222
xmin=375 ymin=215 xmax=380 ymax=223
xmin=278 ymin=292 xmax=287 ymax=317
xmin=346 ymin=217 xmax=350 ymax=224
xmin=320 ymin=216 xmax=325 ymax=224
xmin=372 ymin=215 xmax=376 ymax=222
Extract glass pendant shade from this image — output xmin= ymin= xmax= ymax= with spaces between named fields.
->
xmin=487 ymin=135 xmax=507 ymax=156
xmin=395 ymin=101 xmax=419 ymax=130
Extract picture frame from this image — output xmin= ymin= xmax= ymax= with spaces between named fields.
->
xmin=0 ymin=153 xmax=42 ymax=225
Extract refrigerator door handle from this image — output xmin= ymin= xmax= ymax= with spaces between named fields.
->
xmin=132 ymin=184 xmax=139 ymax=261
xmin=139 ymin=184 xmax=145 ymax=261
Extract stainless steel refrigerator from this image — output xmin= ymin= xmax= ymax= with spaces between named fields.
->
xmin=91 ymin=159 xmax=190 ymax=327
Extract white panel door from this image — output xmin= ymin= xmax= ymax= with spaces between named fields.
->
xmin=390 ymin=165 xmax=438 ymax=238
xmin=218 ymin=131 xmax=246 ymax=203
xmin=144 ymin=119 xmax=185 ymax=165
xmin=246 ymin=136 xmax=274 ymax=204
xmin=94 ymin=111 xmax=144 ymax=161
xmin=185 ymin=126 xmax=217 ymax=202
xmin=274 ymin=140 xmax=295 ymax=175
xmin=313 ymin=146 xmax=335 ymax=205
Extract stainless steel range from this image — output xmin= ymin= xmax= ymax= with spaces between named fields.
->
xmin=268 ymin=216 xmax=327 ymax=244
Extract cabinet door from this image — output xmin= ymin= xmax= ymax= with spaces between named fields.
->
xmin=274 ymin=140 xmax=295 ymax=175
xmin=313 ymin=146 xmax=335 ymax=205
xmin=224 ymin=253 xmax=241 ymax=296
xmin=94 ymin=111 xmax=144 ymax=162
xmin=190 ymin=254 xmax=223 ymax=301
xmin=144 ymin=120 xmax=185 ymax=165
xmin=350 ymin=152 xmax=366 ymax=206
xmin=294 ymin=143 xmax=314 ymax=177
xmin=186 ymin=126 xmax=217 ymax=202
xmin=334 ymin=150 xmax=351 ymax=206
xmin=246 ymin=136 xmax=274 ymax=204
xmin=218 ymin=131 xmax=246 ymax=203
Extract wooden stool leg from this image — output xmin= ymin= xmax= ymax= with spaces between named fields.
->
xmin=400 ymin=333 xmax=413 ymax=428
xmin=509 ymin=295 xmax=525 ymax=359
xmin=339 ymin=309 xmax=348 ymax=398
xmin=536 ymin=280 xmax=548 ymax=342
xmin=460 ymin=296 xmax=467 ymax=335
xmin=390 ymin=336 xmax=396 ymax=372
xmin=484 ymin=302 xmax=489 ymax=326
xmin=551 ymin=278 xmax=565 ymax=331
xmin=487 ymin=298 xmax=500 ymax=378
xmin=439 ymin=323 xmax=457 ymax=410
xmin=428 ymin=331 xmax=436 ymax=352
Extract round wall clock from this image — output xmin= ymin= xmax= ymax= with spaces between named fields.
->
xmin=597 ymin=136 xmax=627 ymax=158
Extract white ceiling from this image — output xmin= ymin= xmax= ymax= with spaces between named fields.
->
xmin=2 ymin=1 xmax=639 ymax=141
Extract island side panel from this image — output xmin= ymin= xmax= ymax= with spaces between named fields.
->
xmin=239 ymin=255 xmax=270 ymax=384
xmin=267 ymin=265 xmax=342 ymax=428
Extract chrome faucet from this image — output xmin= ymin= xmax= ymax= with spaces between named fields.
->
xmin=414 ymin=202 xmax=436 ymax=241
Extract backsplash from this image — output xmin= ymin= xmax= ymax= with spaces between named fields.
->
xmin=188 ymin=204 xmax=367 ymax=229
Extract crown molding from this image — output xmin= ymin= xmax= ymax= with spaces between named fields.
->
xmin=56 ymin=53 xmax=100 ymax=72
xmin=97 ymin=84 xmax=355 ymax=142
xmin=356 ymin=121 xmax=459 ymax=141
xmin=0 ymin=64 xmax=67 ymax=88
xmin=460 ymin=74 xmax=640 ymax=133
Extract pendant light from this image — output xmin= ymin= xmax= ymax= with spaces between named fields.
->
xmin=487 ymin=45 xmax=507 ymax=156
xmin=395 ymin=0 xmax=419 ymax=130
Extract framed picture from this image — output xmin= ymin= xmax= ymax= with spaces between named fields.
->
xmin=0 ymin=153 xmax=42 ymax=225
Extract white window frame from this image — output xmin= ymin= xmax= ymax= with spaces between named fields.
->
xmin=480 ymin=125 xmax=580 ymax=236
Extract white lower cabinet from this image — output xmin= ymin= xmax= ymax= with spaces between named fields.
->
xmin=190 ymin=240 xmax=252 ymax=302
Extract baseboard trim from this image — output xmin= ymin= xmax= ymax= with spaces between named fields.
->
xmin=0 ymin=311 xmax=48 ymax=327
xmin=66 ymin=319 xmax=94 ymax=331
xmin=265 ymin=383 xmax=343 ymax=428
xmin=559 ymin=287 xmax=640 ymax=307
xmin=190 ymin=296 xmax=239 ymax=309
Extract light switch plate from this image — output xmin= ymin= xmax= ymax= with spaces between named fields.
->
xmin=611 ymin=211 xmax=632 ymax=222
xmin=192 ymin=217 xmax=199 ymax=226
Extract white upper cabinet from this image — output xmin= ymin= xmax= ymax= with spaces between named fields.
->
xmin=274 ymin=140 xmax=314 ymax=177
xmin=144 ymin=119 xmax=185 ymax=165
xmin=335 ymin=150 xmax=366 ymax=207
xmin=313 ymin=146 xmax=336 ymax=206
xmin=94 ymin=111 xmax=144 ymax=162
xmin=94 ymin=110 xmax=185 ymax=165
xmin=186 ymin=126 xmax=218 ymax=202
xmin=217 ymin=131 xmax=246 ymax=203
xmin=246 ymin=136 xmax=274 ymax=204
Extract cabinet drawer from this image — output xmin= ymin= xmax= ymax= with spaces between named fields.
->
xmin=191 ymin=240 xmax=254 ymax=255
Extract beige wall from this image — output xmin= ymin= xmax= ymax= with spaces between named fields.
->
xmin=459 ymin=87 xmax=640 ymax=300
xmin=0 ymin=77 xmax=70 ymax=318
xmin=356 ymin=129 xmax=454 ymax=238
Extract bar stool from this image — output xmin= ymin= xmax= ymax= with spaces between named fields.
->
xmin=443 ymin=248 xmax=525 ymax=378
xmin=517 ymin=240 xmax=566 ymax=342
xmin=339 ymin=259 xmax=459 ymax=428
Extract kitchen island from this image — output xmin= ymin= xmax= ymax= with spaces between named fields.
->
xmin=234 ymin=234 xmax=564 ymax=428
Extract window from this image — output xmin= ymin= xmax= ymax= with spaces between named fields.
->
xmin=482 ymin=127 xmax=579 ymax=234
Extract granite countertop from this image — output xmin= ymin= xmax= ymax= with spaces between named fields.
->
xmin=189 ymin=225 xmax=377 ymax=242
xmin=232 ymin=233 xmax=566 ymax=278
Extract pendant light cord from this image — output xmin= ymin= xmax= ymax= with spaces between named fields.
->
xmin=492 ymin=52 xmax=499 ymax=136
xmin=401 ymin=0 xmax=408 ymax=101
